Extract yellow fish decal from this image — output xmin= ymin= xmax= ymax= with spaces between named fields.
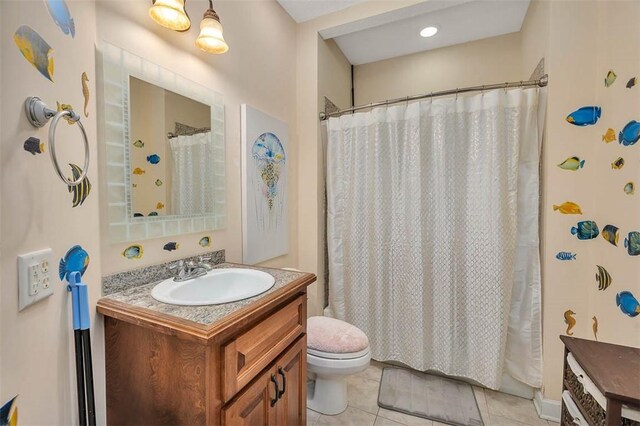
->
xmin=156 ymin=202 xmax=165 ymax=209
xmin=132 ymin=167 xmax=145 ymax=175
xmin=81 ymin=72 xmax=90 ymax=118
xmin=564 ymin=310 xmax=576 ymax=336
xmin=553 ymin=201 xmax=582 ymax=215
xmin=13 ymin=25 xmax=54 ymax=82
xmin=602 ymin=128 xmax=616 ymax=143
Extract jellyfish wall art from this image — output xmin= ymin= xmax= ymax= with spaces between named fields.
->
xmin=241 ymin=105 xmax=289 ymax=263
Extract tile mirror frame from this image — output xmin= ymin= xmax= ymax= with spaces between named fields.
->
xmin=99 ymin=42 xmax=226 ymax=243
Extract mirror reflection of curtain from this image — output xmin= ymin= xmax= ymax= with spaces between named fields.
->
xmin=169 ymin=131 xmax=213 ymax=215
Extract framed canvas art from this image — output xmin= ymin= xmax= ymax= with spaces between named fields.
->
xmin=241 ymin=104 xmax=289 ymax=264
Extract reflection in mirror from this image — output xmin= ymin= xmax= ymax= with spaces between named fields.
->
xmin=130 ymin=77 xmax=214 ymax=217
xmin=100 ymin=42 xmax=225 ymax=243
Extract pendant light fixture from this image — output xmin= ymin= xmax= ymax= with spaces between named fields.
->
xmin=149 ymin=0 xmax=191 ymax=32
xmin=195 ymin=0 xmax=229 ymax=54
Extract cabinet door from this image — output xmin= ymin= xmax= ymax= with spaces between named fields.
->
xmin=275 ymin=336 xmax=307 ymax=426
xmin=222 ymin=367 xmax=278 ymax=426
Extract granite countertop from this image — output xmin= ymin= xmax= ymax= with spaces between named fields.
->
xmin=99 ymin=263 xmax=312 ymax=327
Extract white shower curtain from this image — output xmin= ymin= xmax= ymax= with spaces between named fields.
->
xmin=169 ymin=132 xmax=214 ymax=215
xmin=325 ymin=88 xmax=543 ymax=390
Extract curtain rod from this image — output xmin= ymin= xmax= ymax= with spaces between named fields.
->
xmin=319 ymin=74 xmax=548 ymax=121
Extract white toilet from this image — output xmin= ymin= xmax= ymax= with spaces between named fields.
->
xmin=306 ymin=316 xmax=371 ymax=415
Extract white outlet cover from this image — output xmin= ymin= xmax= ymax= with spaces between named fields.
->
xmin=18 ymin=248 xmax=53 ymax=311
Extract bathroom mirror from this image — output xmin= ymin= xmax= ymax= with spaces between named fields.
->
xmin=100 ymin=43 xmax=226 ymax=242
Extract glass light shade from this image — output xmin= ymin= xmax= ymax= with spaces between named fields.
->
xmin=196 ymin=16 xmax=229 ymax=54
xmin=149 ymin=0 xmax=191 ymax=31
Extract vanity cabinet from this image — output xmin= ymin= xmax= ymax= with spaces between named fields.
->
xmin=223 ymin=337 xmax=306 ymax=426
xmin=97 ymin=270 xmax=315 ymax=426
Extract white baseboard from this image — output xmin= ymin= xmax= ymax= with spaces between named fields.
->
xmin=534 ymin=390 xmax=561 ymax=423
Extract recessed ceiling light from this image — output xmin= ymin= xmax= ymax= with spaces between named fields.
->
xmin=420 ymin=26 xmax=438 ymax=38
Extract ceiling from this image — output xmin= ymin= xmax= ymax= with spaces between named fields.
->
xmin=276 ymin=0 xmax=368 ymax=23
xmin=276 ymin=0 xmax=531 ymax=65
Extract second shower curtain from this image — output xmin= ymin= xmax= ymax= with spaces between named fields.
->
xmin=325 ymin=88 xmax=544 ymax=390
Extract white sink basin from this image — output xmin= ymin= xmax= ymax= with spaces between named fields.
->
xmin=151 ymin=268 xmax=276 ymax=306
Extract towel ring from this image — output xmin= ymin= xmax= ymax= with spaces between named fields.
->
xmin=24 ymin=97 xmax=89 ymax=187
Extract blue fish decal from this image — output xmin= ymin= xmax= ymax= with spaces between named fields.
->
xmin=13 ymin=25 xmax=54 ymax=82
xmin=122 ymin=245 xmax=143 ymax=259
xmin=146 ymin=154 xmax=161 ymax=164
xmin=571 ymin=220 xmax=599 ymax=240
xmin=59 ymin=245 xmax=89 ymax=280
xmin=616 ymin=291 xmax=640 ymax=318
xmin=556 ymin=252 xmax=577 ymax=261
xmin=0 ymin=395 xmax=18 ymax=426
xmin=45 ymin=0 xmax=75 ymax=37
xmin=199 ymin=236 xmax=211 ymax=247
xmin=163 ymin=242 xmax=179 ymax=251
xmin=24 ymin=137 xmax=44 ymax=155
xmin=618 ymin=120 xmax=640 ymax=146
xmin=566 ymin=106 xmax=601 ymax=126
xmin=148 ymin=212 xmax=159 ymax=216
xmin=624 ymin=231 xmax=640 ymax=256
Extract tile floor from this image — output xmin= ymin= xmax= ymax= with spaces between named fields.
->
xmin=307 ymin=361 xmax=559 ymax=426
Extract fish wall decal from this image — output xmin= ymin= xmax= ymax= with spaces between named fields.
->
xmin=163 ymin=242 xmax=179 ymax=252
xmin=132 ymin=167 xmax=145 ymax=175
xmin=619 ymin=120 xmax=640 ymax=146
xmin=592 ymin=316 xmax=598 ymax=341
xmin=122 ymin=245 xmax=143 ymax=259
xmin=557 ymin=157 xmax=585 ymax=171
xmin=624 ymin=231 xmax=640 ymax=256
xmin=81 ymin=72 xmax=90 ymax=118
xmin=59 ymin=245 xmax=89 ymax=281
xmin=571 ymin=220 xmax=599 ymax=240
xmin=553 ymin=201 xmax=582 ymax=215
xmin=0 ymin=395 xmax=18 ymax=426
xmin=602 ymin=128 xmax=616 ymax=143
xmin=564 ymin=310 xmax=576 ymax=335
xmin=627 ymin=77 xmax=637 ymax=89
xmin=601 ymin=224 xmax=619 ymax=246
xmin=24 ymin=137 xmax=44 ymax=155
xmin=555 ymin=252 xmax=577 ymax=261
xmin=156 ymin=202 xmax=165 ymax=209
xmin=147 ymin=154 xmax=160 ymax=165
xmin=45 ymin=0 xmax=75 ymax=37
xmin=566 ymin=106 xmax=601 ymax=126
xmin=595 ymin=265 xmax=612 ymax=291
xmin=67 ymin=163 xmax=91 ymax=208
xmin=604 ymin=70 xmax=617 ymax=87
xmin=611 ymin=157 xmax=624 ymax=170
xmin=624 ymin=182 xmax=635 ymax=195
xmin=133 ymin=140 xmax=144 ymax=148
xmin=199 ymin=236 xmax=211 ymax=247
xmin=13 ymin=25 xmax=54 ymax=82
xmin=616 ymin=291 xmax=640 ymax=318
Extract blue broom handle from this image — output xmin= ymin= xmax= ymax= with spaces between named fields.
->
xmin=67 ymin=272 xmax=90 ymax=331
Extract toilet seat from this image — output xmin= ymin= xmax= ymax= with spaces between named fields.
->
xmin=307 ymin=346 xmax=370 ymax=360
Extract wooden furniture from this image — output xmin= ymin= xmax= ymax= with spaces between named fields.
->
xmin=97 ymin=272 xmax=316 ymax=426
xmin=560 ymin=336 xmax=640 ymax=426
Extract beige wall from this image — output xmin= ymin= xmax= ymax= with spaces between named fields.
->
xmin=1 ymin=2 xmax=105 ymax=424
xmin=354 ymin=32 xmax=524 ymax=105
xmin=97 ymin=0 xmax=299 ymax=275
xmin=522 ymin=0 xmax=640 ymax=401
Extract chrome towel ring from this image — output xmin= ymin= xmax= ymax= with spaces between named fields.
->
xmin=24 ymin=97 xmax=90 ymax=187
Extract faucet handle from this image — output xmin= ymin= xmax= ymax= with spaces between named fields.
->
xmin=169 ymin=260 xmax=187 ymax=277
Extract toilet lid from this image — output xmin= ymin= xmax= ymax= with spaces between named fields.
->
xmin=307 ymin=316 xmax=369 ymax=354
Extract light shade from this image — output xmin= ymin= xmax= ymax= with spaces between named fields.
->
xmin=420 ymin=26 xmax=438 ymax=38
xmin=195 ymin=6 xmax=229 ymax=54
xmin=149 ymin=0 xmax=191 ymax=32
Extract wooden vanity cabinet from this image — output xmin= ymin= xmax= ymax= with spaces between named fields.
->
xmin=98 ymin=275 xmax=315 ymax=426
xmin=223 ymin=337 xmax=306 ymax=426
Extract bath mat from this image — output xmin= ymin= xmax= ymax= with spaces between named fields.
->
xmin=378 ymin=367 xmax=483 ymax=426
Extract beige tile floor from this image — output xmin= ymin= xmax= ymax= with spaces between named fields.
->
xmin=307 ymin=361 xmax=559 ymax=426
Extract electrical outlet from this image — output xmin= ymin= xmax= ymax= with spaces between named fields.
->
xmin=18 ymin=248 xmax=53 ymax=311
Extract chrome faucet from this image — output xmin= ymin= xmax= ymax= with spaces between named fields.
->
xmin=169 ymin=257 xmax=213 ymax=282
